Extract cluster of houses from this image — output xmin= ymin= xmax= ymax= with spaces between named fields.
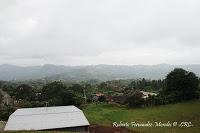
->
xmin=92 ymin=91 xmax=157 ymax=102
xmin=1 ymin=89 xmax=157 ymax=132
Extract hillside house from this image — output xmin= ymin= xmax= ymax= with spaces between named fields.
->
xmin=92 ymin=93 xmax=105 ymax=101
xmin=140 ymin=91 xmax=157 ymax=99
xmin=0 ymin=89 xmax=13 ymax=106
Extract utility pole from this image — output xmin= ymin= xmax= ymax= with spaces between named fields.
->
xmin=83 ymin=89 xmax=87 ymax=103
xmin=45 ymin=101 xmax=49 ymax=110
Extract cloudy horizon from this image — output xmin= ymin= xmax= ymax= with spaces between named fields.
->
xmin=0 ymin=0 xmax=200 ymax=66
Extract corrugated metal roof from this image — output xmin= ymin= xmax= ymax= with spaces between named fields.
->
xmin=4 ymin=106 xmax=90 ymax=131
xmin=140 ymin=91 xmax=157 ymax=99
xmin=11 ymin=106 xmax=81 ymax=116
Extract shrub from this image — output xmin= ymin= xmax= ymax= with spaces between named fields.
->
xmin=126 ymin=91 xmax=145 ymax=108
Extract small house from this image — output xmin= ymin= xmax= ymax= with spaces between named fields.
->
xmin=92 ymin=93 xmax=105 ymax=101
xmin=140 ymin=91 xmax=157 ymax=99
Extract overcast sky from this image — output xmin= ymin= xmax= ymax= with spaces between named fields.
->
xmin=0 ymin=0 xmax=200 ymax=66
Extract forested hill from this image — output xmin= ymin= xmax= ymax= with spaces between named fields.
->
xmin=0 ymin=64 xmax=200 ymax=81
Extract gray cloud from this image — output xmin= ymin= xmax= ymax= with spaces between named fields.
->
xmin=0 ymin=0 xmax=200 ymax=66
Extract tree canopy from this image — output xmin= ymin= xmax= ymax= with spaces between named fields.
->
xmin=15 ymin=84 xmax=34 ymax=101
xmin=41 ymin=81 xmax=83 ymax=106
xmin=165 ymin=68 xmax=199 ymax=101
xmin=125 ymin=91 xmax=145 ymax=108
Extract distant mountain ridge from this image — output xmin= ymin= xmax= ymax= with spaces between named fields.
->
xmin=0 ymin=64 xmax=199 ymax=81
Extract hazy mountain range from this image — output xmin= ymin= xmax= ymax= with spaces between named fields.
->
xmin=0 ymin=64 xmax=199 ymax=81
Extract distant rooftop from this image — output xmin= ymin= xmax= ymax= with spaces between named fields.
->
xmin=140 ymin=91 xmax=157 ymax=99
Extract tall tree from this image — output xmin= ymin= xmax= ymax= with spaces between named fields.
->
xmin=41 ymin=81 xmax=83 ymax=106
xmin=165 ymin=68 xmax=199 ymax=101
xmin=15 ymin=84 xmax=34 ymax=101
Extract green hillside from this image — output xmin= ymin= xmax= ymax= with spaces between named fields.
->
xmin=83 ymin=100 xmax=200 ymax=133
xmin=1 ymin=64 xmax=200 ymax=81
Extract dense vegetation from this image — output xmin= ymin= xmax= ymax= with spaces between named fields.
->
xmin=164 ymin=68 xmax=199 ymax=101
xmin=0 ymin=93 xmax=2 ymax=104
xmin=0 ymin=68 xmax=200 ymax=123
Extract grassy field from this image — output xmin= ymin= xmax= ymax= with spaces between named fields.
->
xmin=83 ymin=100 xmax=200 ymax=133
xmin=0 ymin=100 xmax=199 ymax=133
